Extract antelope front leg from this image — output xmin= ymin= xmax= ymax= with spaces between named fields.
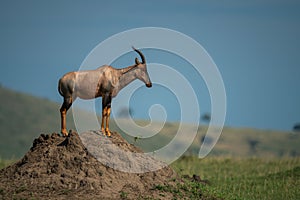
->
xmin=105 ymin=107 xmax=111 ymax=137
xmin=101 ymin=93 xmax=112 ymax=137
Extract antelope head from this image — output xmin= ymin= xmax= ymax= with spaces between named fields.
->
xmin=132 ymin=46 xmax=152 ymax=88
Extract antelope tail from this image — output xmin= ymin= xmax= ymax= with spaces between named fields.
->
xmin=58 ymin=79 xmax=64 ymax=96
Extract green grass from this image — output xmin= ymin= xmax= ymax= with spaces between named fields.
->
xmin=171 ymin=156 xmax=300 ymax=200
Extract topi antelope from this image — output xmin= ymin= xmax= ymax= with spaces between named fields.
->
xmin=58 ymin=47 xmax=152 ymax=137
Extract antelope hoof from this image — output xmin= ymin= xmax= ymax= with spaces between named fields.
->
xmin=105 ymin=130 xmax=111 ymax=138
xmin=101 ymin=128 xmax=106 ymax=135
xmin=61 ymin=129 xmax=68 ymax=137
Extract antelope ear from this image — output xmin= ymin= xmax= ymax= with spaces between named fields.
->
xmin=135 ymin=57 xmax=140 ymax=65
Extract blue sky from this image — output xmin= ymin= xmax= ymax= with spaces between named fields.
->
xmin=0 ymin=0 xmax=299 ymax=131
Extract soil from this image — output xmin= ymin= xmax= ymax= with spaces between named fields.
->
xmin=0 ymin=131 xmax=186 ymax=199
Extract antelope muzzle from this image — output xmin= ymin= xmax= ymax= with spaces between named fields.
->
xmin=146 ymin=82 xmax=152 ymax=88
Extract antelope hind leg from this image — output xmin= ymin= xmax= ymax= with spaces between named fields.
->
xmin=60 ymin=97 xmax=72 ymax=137
xmin=60 ymin=107 xmax=68 ymax=136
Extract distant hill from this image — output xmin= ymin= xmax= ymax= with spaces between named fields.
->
xmin=0 ymin=86 xmax=299 ymax=159
xmin=0 ymin=86 xmax=76 ymax=158
xmin=192 ymin=126 xmax=300 ymax=157
xmin=120 ymin=123 xmax=300 ymax=158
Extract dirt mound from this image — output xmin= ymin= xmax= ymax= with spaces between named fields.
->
xmin=0 ymin=131 xmax=179 ymax=199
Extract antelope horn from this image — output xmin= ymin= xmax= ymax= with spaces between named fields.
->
xmin=132 ymin=46 xmax=146 ymax=64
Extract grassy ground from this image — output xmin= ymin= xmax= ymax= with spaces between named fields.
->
xmin=171 ymin=156 xmax=300 ymax=200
